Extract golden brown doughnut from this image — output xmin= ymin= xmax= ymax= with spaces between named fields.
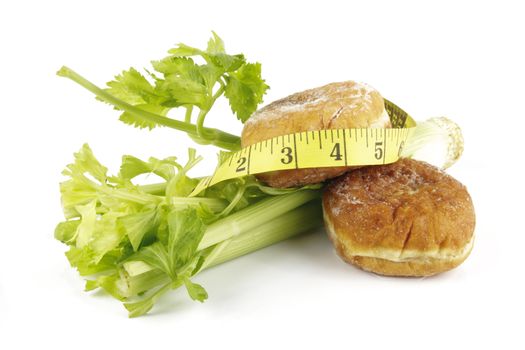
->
xmin=241 ymin=81 xmax=391 ymax=188
xmin=322 ymin=158 xmax=475 ymax=277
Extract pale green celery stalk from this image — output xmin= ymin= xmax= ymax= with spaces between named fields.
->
xmin=198 ymin=189 xmax=321 ymax=250
xmin=401 ymin=117 xmax=464 ymax=169
xmin=121 ymin=200 xmax=323 ymax=297
xmin=204 ymin=199 xmax=322 ymax=268
xmin=138 ymin=183 xmax=166 ymax=195
xmin=122 ymin=189 xmax=321 ymax=282
xmin=102 ymin=187 xmax=161 ymax=205
xmin=170 ymin=197 xmax=227 ymax=212
xmin=136 ymin=183 xmax=227 ymax=211
xmin=118 ymin=267 xmax=168 ymax=298
xmin=57 ymin=66 xmax=241 ymax=151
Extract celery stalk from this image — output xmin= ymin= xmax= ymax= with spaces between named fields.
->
xmin=402 ymin=117 xmax=464 ymax=169
xmin=199 ymin=190 xmax=321 ymax=250
xmin=120 ymin=200 xmax=322 ymax=298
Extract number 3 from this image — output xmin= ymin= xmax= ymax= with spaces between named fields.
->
xmin=281 ymin=147 xmax=293 ymax=164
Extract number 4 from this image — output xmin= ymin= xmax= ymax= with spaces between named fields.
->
xmin=330 ymin=143 xmax=343 ymax=161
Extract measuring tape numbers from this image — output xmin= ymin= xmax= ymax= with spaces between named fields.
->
xmin=191 ymin=99 xmax=415 ymax=195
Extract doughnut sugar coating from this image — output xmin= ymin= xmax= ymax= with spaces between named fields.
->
xmin=322 ymin=158 xmax=475 ymax=277
xmin=241 ymin=81 xmax=391 ymax=188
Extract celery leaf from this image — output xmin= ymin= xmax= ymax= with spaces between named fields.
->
xmin=118 ymin=103 xmax=168 ymax=130
xmin=106 ymin=68 xmax=162 ymax=105
xmin=224 ymin=63 xmax=269 ymax=122
xmin=119 ymin=207 xmax=158 ymax=251
xmin=183 ymin=277 xmax=208 ymax=302
xmin=119 ymin=155 xmax=181 ymax=181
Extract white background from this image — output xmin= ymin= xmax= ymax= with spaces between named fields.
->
xmin=1 ymin=0 xmax=523 ymax=349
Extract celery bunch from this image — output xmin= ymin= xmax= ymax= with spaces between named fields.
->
xmin=55 ymin=144 xmax=322 ymax=317
xmin=56 ymin=34 xmax=322 ymax=317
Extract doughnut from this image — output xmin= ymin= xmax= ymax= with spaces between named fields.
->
xmin=241 ymin=81 xmax=391 ymax=188
xmin=322 ymin=158 xmax=475 ymax=276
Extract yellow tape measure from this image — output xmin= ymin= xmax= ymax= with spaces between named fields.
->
xmin=191 ymin=99 xmax=415 ymax=196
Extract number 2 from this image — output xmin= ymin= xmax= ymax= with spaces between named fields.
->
xmin=236 ymin=157 xmax=247 ymax=172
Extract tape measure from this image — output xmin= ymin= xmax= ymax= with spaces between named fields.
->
xmin=190 ymin=99 xmax=415 ymax=196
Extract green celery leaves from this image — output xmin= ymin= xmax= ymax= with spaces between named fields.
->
xmin=224 ymin=63 xmax=268 ymax=122
xmin=56 ymin=144 xmax=218 ymax=313
xmin=56 ymin=144 xmax=321 ymax=317
xmin=104 ymin=32 xmax=269 ymax=133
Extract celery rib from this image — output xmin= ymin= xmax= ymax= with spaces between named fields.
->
xmin=121 ymin=200 xmax=323 ymax=297
xmin=57 ymin=66 xmax=241 ymax=151
xmin=198 ymin=189 xmax=321 ymax=250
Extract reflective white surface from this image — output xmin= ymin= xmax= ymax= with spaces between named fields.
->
xmin=0 ymin=1 xmax=523 ymax=349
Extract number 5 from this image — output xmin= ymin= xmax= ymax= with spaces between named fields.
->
xmin=374 ymin=142 xmax=383 ymax=160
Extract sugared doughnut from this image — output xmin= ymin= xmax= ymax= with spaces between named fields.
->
xmin=241 ymin=81 xmax=391 ymax=188
xmin=322 ymin=158 xmax=475 ymax=276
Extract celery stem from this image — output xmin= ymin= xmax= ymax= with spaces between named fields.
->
xmin=205 ymin=200 xmax=323 ymax=268
xmin=138 ymin=183 xmax=166 ymax=195
xmin=122 ymin=200 xmax=323 ymax=296
xmin=57 ymin=66 xmax=241 ymax=151
xmin=198 ymin=189 xmax=321 ymax=250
